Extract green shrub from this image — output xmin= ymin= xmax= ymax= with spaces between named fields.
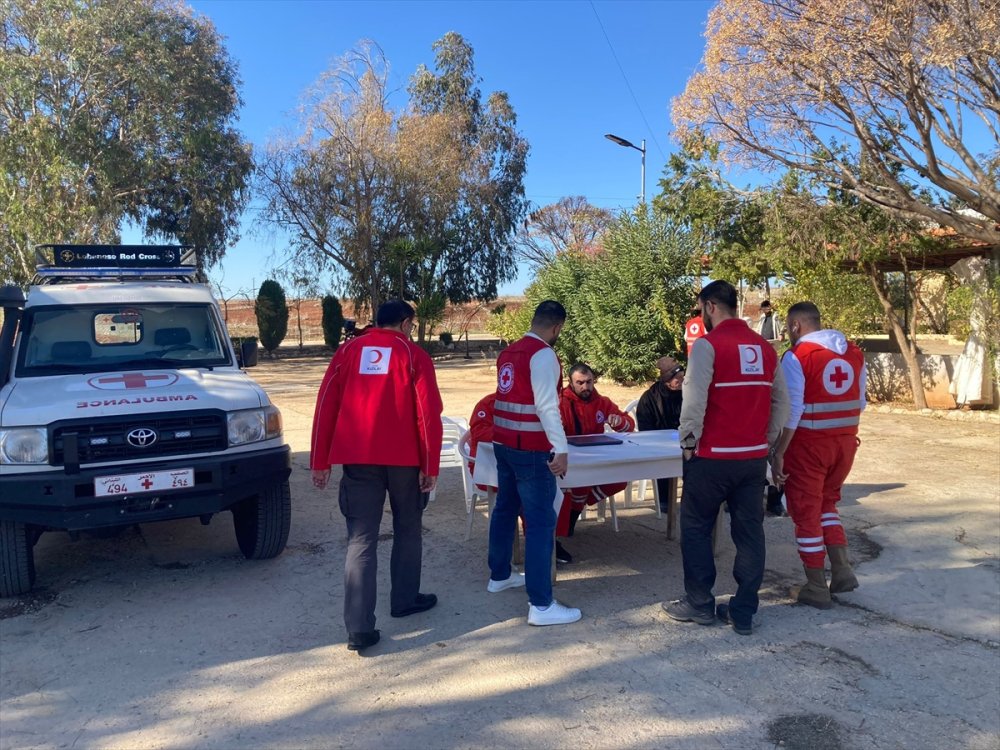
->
xmin=321 ymin=295 xmax=345 ymax=350
xmin=255 ymin=279 xmax=289 ymax=353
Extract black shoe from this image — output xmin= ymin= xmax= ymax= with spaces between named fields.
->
xmin=347 ymin=630 xmax=381 ymax=651
xmin=716 ymin=603 xmax=753 ymax=636
xmin=391 ymin=593 xmax=438 ymax=618
xmin=555 ymin=541 xmax=573 ymax=564
xmin=766 ymin=486 xmax=785 ymax=517
xmin=661 ymin=598 xmax=716 ymax=625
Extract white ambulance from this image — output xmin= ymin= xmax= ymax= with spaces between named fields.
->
xmin=0 ymin=245 xmax=292 ymax=596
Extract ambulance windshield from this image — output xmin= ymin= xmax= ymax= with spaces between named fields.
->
xmin=17 ymin=303 xmax=231 ymax=376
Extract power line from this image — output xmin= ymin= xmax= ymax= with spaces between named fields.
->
xmin=589 ymin=0 xmax=668 ymax=162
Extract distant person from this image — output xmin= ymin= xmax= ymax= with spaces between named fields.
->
xmin=663 ymin=280 xmax=789 ymax=636
xmin=311 ymin=300 xmax=444 ymax=653
xmin=753 ymin=300 xmax=785 ymax=342
xmin=635 ymin=356 xmax=685 ymax=512
xmin=770 ymin=301 xmax=867 ymax=609
xmin=683 ymin=308 xmax=706 ymax=356
xmin=488 ymin=300 xmax=581 ymax=626
xmin=555 ymin=363 xmax=635 ymax=562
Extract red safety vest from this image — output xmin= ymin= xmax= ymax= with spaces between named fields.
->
xmin=790 ymin=340 xmax=865 ymax=437
xmin=685 ymin=316 xmax=705 ymax=348
xmin=493 ymin=335 xmax=562 ymax=452
xmin=697 ymin=318 xmax=777 ymax=459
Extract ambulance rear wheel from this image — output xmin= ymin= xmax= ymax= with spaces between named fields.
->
xmin=232 ymin=481 xmax=291 ymax=560
xmin=0 ymin=520 xmax=37 ymax=597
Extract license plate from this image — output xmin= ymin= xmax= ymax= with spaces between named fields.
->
xmin=95 ymin=468 xmax=194 ymax=497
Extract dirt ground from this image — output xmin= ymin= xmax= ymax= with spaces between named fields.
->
xmin=1 ymin=355 xmax=998 ymax=750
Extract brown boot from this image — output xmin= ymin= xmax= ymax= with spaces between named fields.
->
xmin=828 ymin=545 xmax=859 ymax=593
xmin=793 ymin=566 xmax=832 ymax=609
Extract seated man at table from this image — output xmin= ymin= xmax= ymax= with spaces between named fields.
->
xmin=556 ymin=363 xmax=635 ymax=562
xmin=636 ymin=356 xmax=684 ymax=513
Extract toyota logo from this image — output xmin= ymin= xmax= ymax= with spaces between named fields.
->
xmin=127 ymin=428 xmax=157 ymax=448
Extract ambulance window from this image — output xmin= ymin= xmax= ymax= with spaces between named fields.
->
xmin=94 ymin=311 xmax=143 ymax=345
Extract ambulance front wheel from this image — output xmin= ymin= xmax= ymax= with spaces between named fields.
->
xmin=232 ymin=480 xmax=291 ymax=560
xmin=0 ymin=519 xmax=37 ymax=597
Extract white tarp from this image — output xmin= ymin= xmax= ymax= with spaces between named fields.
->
xmin=949 ymin=256 xmax=994 ymax=407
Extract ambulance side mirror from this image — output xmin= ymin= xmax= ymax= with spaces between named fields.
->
xmin=237 ymin=337 xmax=258 ymax=368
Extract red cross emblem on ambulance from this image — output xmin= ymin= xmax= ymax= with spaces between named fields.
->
xmin=88 ymin=372 xmax=179 ymax=390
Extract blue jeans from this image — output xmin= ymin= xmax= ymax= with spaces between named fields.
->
xmin=488 ymin=444 xmax=556 ymax=607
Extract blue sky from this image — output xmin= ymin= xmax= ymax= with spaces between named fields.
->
xmin=168 ymin=0 xmax=716 ymax=297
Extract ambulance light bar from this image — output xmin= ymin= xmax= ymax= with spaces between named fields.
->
xmin=34 ymin=267 xmax=199 ymax=279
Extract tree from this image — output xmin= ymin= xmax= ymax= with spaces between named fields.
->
xmin=321 ymin=295 xmax=345 ymax=350
xmin=0 ymin=0 xmax=252 ymax=285
xmin=258 ymin=34 xmax=529 ymax=315
xmin=510 ymin=207 xmax=696 ymax=383
xmin=673 ymin=0 xmax=1000 ymax=245
xmin=255 ymin=279 xmax=289 ymax=354
xmin=256 ymin=42 xmax=404 ymax=314
xmin=407 ymin=32 xmax=530 ymax=303
xmin=514 ymin=196 xmax=613 ymax=269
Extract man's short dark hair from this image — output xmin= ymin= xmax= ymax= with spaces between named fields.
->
xmin=532 ymin=300 xmax=567 ymax=327
xmin=787 ymin=301 xmax=821 ymax=327
xmin=568 ymin=362 xmax=594 ymax=379
xmin=698 ymin=280 xmax=738 ymax=312
xmin=760 ymin=299 xmax=772 ymax=309
xmin=376 ymin=300 xmax=415 ymax=327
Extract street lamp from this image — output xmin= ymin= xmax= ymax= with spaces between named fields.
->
xmin=605 ymin=133 xmax=646 ymax=204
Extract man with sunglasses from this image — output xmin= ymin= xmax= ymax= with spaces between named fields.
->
xmin=663 ymin=281 xmax=789 ymax=635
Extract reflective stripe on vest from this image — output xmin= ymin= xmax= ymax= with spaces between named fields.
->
xmin=798 ymin=415 xmax=860 ymax=430
xmin=493 ymin=416 xmax=545 ymax=432
xmin=803 ymin=399 xmax=863 ymax=414
xmin=495 ymin=400 xmax=538 ymax=415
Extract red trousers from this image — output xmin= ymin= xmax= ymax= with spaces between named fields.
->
xmin=556 ymin=483 xmax=627 ymax=537
xmin=783 ymin=435 xmax=858 ymax=568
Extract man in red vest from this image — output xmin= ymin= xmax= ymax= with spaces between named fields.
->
xmin=488 ymin=300 xmax=581 ymax=626
xmin=663 ymin=280 xmax=790 ymax=635
xmin=311 ymin=300 xmax=444 ymax=652
xmin=555 ymin=363 xmax=635 ymax=562
xmin=683 ymin=307 xmax=705 ymax=356
xmin=771 ymin=301 xmax=867 ymax=609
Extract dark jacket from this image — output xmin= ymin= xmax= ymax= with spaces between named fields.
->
xmin=635 ymin=381 xmax=683 ymax=431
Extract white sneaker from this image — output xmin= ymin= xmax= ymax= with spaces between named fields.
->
xmin=487 ymin=572 xmax=525 ymax=593
xmin=527 ymin=600 xmax=582 ymax=626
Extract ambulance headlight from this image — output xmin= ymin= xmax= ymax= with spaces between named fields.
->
xmin=227 ymin=406 xmax=282 ymax=446
xmin=0 ymin=427 xmax=49 ymax=464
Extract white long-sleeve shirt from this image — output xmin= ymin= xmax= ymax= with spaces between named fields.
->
xmin=525 ymin=332 xmax=568 ymax=454
xmin=782 ymin=329 xmax=867 ymax=430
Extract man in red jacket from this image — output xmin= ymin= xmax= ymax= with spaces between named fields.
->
xmin=311 ymin=300 xmax=444 ymax=653
xmin=664 ymin=280 xmax=789 ymax=636
xmin=555 ymin=363 xmax=635 ymax=562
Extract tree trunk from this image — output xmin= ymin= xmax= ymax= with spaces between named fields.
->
xmin=867 ymin=264 xmax=928 ymax=409
xmin=296 ymin=302 xmax=303 ymax=349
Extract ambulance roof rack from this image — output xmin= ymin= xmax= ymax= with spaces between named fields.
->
xmin=32 ymin=245 xmax=200 ymax=285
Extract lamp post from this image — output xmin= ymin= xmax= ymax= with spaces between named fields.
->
xmin=605 ymin=133 xmax=646 ymax=204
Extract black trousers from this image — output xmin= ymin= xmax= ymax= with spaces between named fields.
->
xmin=680 ymin=456 xmax=767 ymax=625
xmin=338 ymin=464 xmax=424 ymax=633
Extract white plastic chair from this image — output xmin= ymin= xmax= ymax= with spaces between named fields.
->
xmin=430 ymin=416 xmax=468 ymax=503
xmin=622 ymin=399 xmax=662 ymax=519
xmin=459 ymin=431 xmax=494 ymax=539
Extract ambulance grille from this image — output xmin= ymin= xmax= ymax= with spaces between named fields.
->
xmin=50 ymin=410 xmax=227 ymax=465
